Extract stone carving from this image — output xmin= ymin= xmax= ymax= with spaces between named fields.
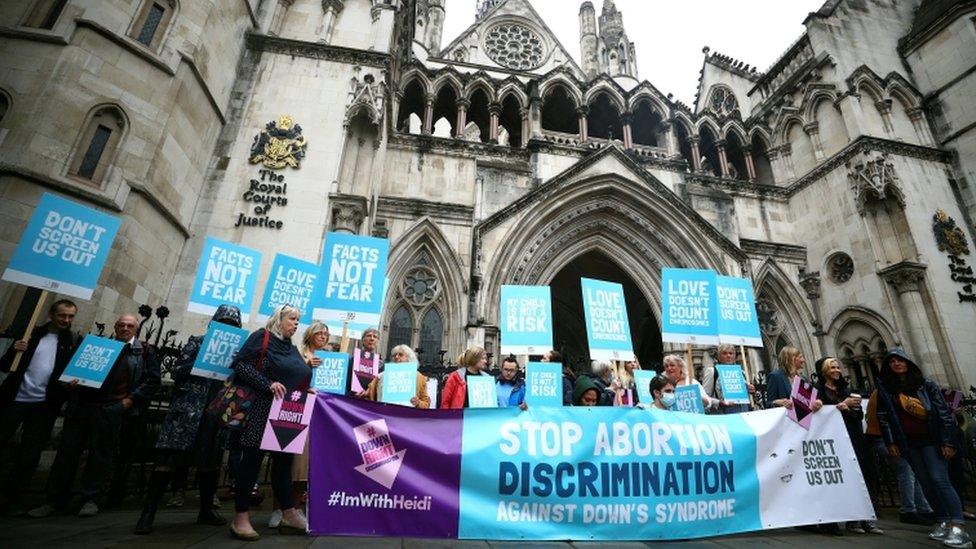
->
xmin=483 ymin=23 xmax=545 ymax=70
xmin=879 ymin=261 xmax=927 ymax=295
xmin=756 ymin=298 xmax=782 ymax=336
xmin=799 ymin=270 xmax=821 ymax=299
xmin=249 ymin=115 xmax=308 ymax=169
xmin=401 ymin=266 xmax=439 ymax=306
xmin=329 ymin=193 xmax=367 ymax=233
xmin=846 ymin=152 xmax=904 ymax=213
xmin=933 ymin=209 xmax=970 ymax=256
xmin=344 ymin=68 xmax=384 ymax=128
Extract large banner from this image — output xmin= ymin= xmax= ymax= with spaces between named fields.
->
xmin=309 ymin=395 xmax=874 ymax=540
xmin=2 ymin=193 xmax=121 ymax=299
xmin=499 ymin=285 xmax=553 ymax=355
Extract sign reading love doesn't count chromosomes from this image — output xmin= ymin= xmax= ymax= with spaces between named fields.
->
xmin=581 ymin=278 xmax=634 ymax=361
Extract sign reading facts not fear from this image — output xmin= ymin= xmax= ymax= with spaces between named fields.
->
xmin=191 ymin=322 xmax=250 ymax=381
xmin=188 ymin=236 xmax=262 ymax=323
xmin=313 ymin=232 xmax=389 ymax=326
xmin=3 ymin=193 xmax=121 ymax=300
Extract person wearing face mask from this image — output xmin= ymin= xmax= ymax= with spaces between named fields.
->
xmin=363 ymin=344 xmax=430 ymax=408
xmin=227 ymin=305 xmax=312 ymax=541
xmin=661 ymin=354 xmax=719 ymax=412
xmin=440 ymin=347 xmax=488 ymax=409
xmin=638 ymin=375 xmax=676 ymax=411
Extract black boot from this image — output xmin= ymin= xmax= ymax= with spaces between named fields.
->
xmin=134 ymin=470 xmax=171 ymax=535
xmin=196 ymin=471 xmax=226 ymax=526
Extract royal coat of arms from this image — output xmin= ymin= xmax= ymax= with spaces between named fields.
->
xmin=933 ymin=209 xmax=970 ymax=256
xmin=249 ymin=115 xmax=308 ymax=169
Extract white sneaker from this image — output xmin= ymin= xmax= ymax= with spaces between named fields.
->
xmin=27 ymin=504 xmax=57 ymax=519
xmin=944 ymin=525 xmax=973 ymax=548
xmin=932 ymin=522 xmax=952 ymax=540
xmin=77 ymin=501 xmax=99 ymax=518
xmin=268 ymin=509 xmax=282 ymax=528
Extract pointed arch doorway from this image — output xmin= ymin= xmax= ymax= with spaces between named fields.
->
xmin=547 ymin=250 xmax=662 ymax=374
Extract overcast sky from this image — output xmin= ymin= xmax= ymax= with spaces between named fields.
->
xmin=442 ymin=0 xmax=827 ymax=105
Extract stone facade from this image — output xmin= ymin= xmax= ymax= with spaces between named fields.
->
xmin=0 ymin=0 xmax=973 ymax=389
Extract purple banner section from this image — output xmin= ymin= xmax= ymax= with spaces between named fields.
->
xmin=309 ymin=393 xmax=463 ymax=537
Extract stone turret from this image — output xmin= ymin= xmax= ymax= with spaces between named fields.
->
xmin=579 ymin=2 xmax=599 ymax=79
xmin=596 ymin=0 xmax=637 ymax=79
xmin=417 ymin=0 xmax=445 ymax=55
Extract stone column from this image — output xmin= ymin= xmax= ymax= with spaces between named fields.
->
xmin=875 ymin=99 xmax=895 ymax=136
xmin=329 ymin=193 xmax=368 ymax=234
xmin=804 ymin=121 xmax=825 ymax=160
xmin=318 ymin=0 xmax=344 ymax=43
xmin=528 ymin=95 xmax=543 ymax=140
xmin=422 ymin=93 xmax=434 ymax=135
xmin=799 ymin=271 xmax=828 ymax=357
xmin=779 ymin=143 xmax=796 ymax=182
xmin=743 ymin=144 xmax=757 ymax=181
xmin=488 ymin=102 xmax=501 ymax=143
xmin=688 ymin=136 xmax=702 ymax=172
xmin=455 ymin=98 xmax=469 ymax=139
xmin=391 ymin=89 xmax=403 ymax=131
xmin=662 ymin=120 xmax=678 ymax=157
xmin=621 ymin=112 xmax=633 ymax=149
xmin=520 ymin=107 xmax=529 ymax=147
xmin=837 ymin=92 xmax=866 ymax=141
xmin=576 ymin=105 xmax=589 ymax=142
xmin=879 ymin=262 xmax=944 ymax=380
xmin=907 ymin=106 xmax=936 ymax=146
xmin=716 ymin=139 xmax=730 ymax=178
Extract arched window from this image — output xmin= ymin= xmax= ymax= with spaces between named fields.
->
xmin=541 ymin=85 xmax=577 ymax=134
xmin=0 ymin=92 xmax=9 ymax=124
xmin=129 ymin=0 xmax=177 ymax=51
xmin=586 ymin=92 xmax=623 ymax=141
xmin=22 ymin=0 xmax=67 ymax=29
xmin=707 ymin=86 xmax=739 ymax=118
xmin=385 ymin=305 xmax=413 ymax=358
xmin=397 ymin=78 xmax=426 ymax=134
xmin=384 ymin=255 xmax=451 ymax=367
xmin=69 ymin=106 xmax=126 ymax=185
xmin=418 ymin=308 xmax=443 ymax=367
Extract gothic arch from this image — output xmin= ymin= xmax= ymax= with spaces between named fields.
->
xmin=672 ymin=112 xmax=695 ymax=136
xmin=496 ymin=83 xmax=527 ymax=109
xmin=826 ymin=306 xmax=899 ymax=350
xmin=885 ymin=80 xmax=921 ymax=111
xmin=695 ymin=115 xmax=721 ymax=138
xmin=464 ymin=76 xmax=496 ymax=104
xmin=538 ymin=76 xmax=583 ymax=106
xmin=749 ymin=125 xmax=773 ymax=146
xmin=721 ymin=120 xmax=747 ymax=142
xmin=399 ymin=69 xmax=431 ymax=96
xmin=583 ymin=81 xmax=626 ymax=112
xmin=431 ymin=71 xmax=463 ymax=98
xmin=775 ymin=114 xmax=806 ymax=145
xmin=801 ymin=89 xmax=839 ymax=122
xmin=753 ymin=259 xmax=816 ymax=371
xmin=628 ymin=89 xmax=668 ymax=118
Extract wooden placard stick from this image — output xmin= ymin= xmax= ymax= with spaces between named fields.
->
xmin=338 ymin=321 xmax=350 ymax=354
xmin=685 ymin=343 xmax=693 ymax=385
xmin=9 ymin=290 xmax=48 ymax=373
xmin=740 ymin=344 xmax=755 ymax=408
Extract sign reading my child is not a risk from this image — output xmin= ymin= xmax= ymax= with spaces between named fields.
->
xmin=2 ymin=193 xmax=121 ymax=300
xmin=191 ymin=322 xmax=250 ymax=381
xmin=188 ymin=236 xmax=262 ymax=322
xmin=524 ymin=362 xmax=562 ymax=407
xmin=499 ymin=286 xmax=553 ymax=356
xmin=313 ymin=232 xmax=389 ymax=326
xmin=257 ymin=253 xmax=318 ymax=326
xmin=59 ymin=335 xmax=126 ymax=388
xmin=581 ymin=278 xmax=634 ymax=361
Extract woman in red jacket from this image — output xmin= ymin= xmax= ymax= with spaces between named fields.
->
xmin=440 ymin=347 xmax=487 ymax=409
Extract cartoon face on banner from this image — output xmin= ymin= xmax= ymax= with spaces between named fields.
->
xmin=188 ymin=237 xmax=262 ymax=322
xmin=2 ymin=193 xmax=122 ymax=299
xmin=59 ymin=335 xmax=126 ymax=388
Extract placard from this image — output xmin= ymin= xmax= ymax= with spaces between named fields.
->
xmin=58 ymin=335 xmax=126 ymax=388
xmin=499 ymin=286 xmax=553 ymax=355
xmin=325 ymin=277 xmax=389 ymax=340
xmin=313 ymin=232 xmax=389 ymax=326
xmin=674 ymin=384 xmax=706 ymax=414
xmin=716 ymin=275 xmax=762 ymax=347
xmin=3 ymin=193 xmax=121 ymax=299
xmin=466 ymin=375 xmax=497 ymax=408
xmin=661 ymin=268 xmax=719 ymax=344
xmin=188 ymin=236 xmax=262 ymax=322
xmin=716 ymin=364 xmax=750 ymax=404
xmin=311 ymin=351 xmax=350 ymax=394
xmin=351 ymin=348 xmax=380 ymax=394
xmin=382 ymin=362 xmax=418 ymax=406
xmin=257 ymin=253 xmax=318 ymax=325
xmin=524 ymin=362 xmax=562 ymax=407
xmin=788 ymin=376 xmax=818 ymax=430
xmin=580 ymin=278 xmax=634 ymax=361
xmin=191 ymin=322 xmax=250 ymax=380
xmin=261 ymin=390 xmax=315 ymax=454
xmin=634 ymin=369 xmax=655 ymax=405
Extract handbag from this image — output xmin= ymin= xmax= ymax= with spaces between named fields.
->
xmin=898 ymin=393 xmax=928 ymax=420
xmin=207 ymin=329 xmax=270 ymax=430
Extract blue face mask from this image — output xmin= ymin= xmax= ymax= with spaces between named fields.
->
xmin=660 ymin=392 xmax=676 ymax=408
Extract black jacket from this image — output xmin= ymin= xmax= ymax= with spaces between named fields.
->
xmin=875 ymin=348 xmax=956 ymax=450
xmin=0 ymin=323 xmax=80 ymax=411
xmin=71 ymin=338 xmax=161 ymax=415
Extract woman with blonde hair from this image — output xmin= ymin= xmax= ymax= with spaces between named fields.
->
xmin=766 ymin=346 xmax=822 ymax=412
xmin=440 ymin=346 xmax=487 ymax=409
xmin=702 ymin=344 xmax=755 ymax=413
xmin=662 ymin=354 xmax=720 ymax=412
xmin=362 ymin=344 xmax=430 ymax=408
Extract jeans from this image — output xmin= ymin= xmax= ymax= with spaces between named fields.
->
xmin=905 ymin=444 xmax=964 ymax=523
xmin=45 ymin=403 xmax=124 ymax=506
xmin=234 ymin=447 xmax=294 ymax=513
xmin=870 ymin=435 xmax=931 ymax=513
xmin=0 ymin=401 xmax=59 ymax=501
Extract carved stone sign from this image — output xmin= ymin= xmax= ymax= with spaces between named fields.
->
xmin=235 ymin=169 xmax=287 ymax=230
xmin=932 ymin=209 xmax=975 ymax=303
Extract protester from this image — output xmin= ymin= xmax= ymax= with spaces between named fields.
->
xmin=30 ymin=314 xmax=160 ymax=519
xmin=875 ymin=349 xmax=969 ymax=547
xmin=580 ymin=360 xmax=615 ymax=406
xmin=702 ymin=344 xmax=755 ymax=413
xmin=766 ymin=346 xmax=823 ymax=412
xmin=351 ymin=328 xmax=380 ymax=397
xmin=816 ymin=357 xmax=883 ymax=535
xmin=134 ymin=305 xmax=242 ymax=534
xmin=440 ymin=347 xmax=487 ymax=409
xmin=494 ymin=356 xmax=526 ymax=408
xmin=0 ymin=299 xmax=80 ymax=515
xmin=363 ymin=344 xmax=430 ymax=408
xmin=662 ymin=354 xmax=719 ymax=412
xmin=542 ymin=350 xmax=573 ymax=406
xmin=572 ymin=375 xmax=601 ymax=407
xmin=637 ymin=375 xmax=676 ymax=411
xmin=228 ymin=305 xmax=311 ymax=540
xmin=613 ymin=360 xmax=639 ymax=405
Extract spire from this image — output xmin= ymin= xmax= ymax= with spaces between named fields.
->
xmin=476 ymin=0 xmax=500 ymax=20
xmin=595 ymin=0 xmax=636 ymax=79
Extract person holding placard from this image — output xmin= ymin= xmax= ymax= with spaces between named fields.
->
xmin=494 ymin=356 xmax=526 ymax=408
xmin=134 ymin=305 xmax=242 ymax=534
xmin=228 ymin=305 xmax=311 ymax=540
xmin=766 ymin=346 xmax=823 ymax=413
xmin=542 ymin=350 xmax=573 ymax=406
xmin=575 ymin=360 xmax=615 ymax=407
xmin=702 ymin=344 xmax=755 ymax=414
xmin=363 ymin=345 xmax=430 ymax=408
xmin=31 ymin=314 xmax=160 ymax=519
xmin=350 ymin=328 xmax=381 ymax=397
xmin=662 ymin=354 xmax=719 ymax=412
xmin=637 ymin=375 xmax=676 ymax=411
xmin=0 ymin=299 xmax=80 ymax=514
xmin=440 ymin=347 xmax=488 ymax=409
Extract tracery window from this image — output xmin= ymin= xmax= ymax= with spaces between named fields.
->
xmin=707 ymin=86 xmax=739 ymax=117
xmin=827 ymin=252 xmax=855 ymax=284
xmin=385 ymin=256 xmax=447 ymax=367
xmin=484 ymin=23 xmax=545 ymax=70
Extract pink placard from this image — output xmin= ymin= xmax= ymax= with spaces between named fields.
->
xmin=351 ymin=348 xmax=380 ymax=393
xmin=260 ymin=389 xmax=316 ymax=454
xmin=787 ymin=376 xmax=818 ymax=430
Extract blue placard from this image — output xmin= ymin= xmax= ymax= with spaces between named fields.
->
xmin=466 ymin=375 xmax=497 ymax=408
xmin=661 ymin=268 xmax=720 ymax=344
xmin=716 ymin=275 xmax=762 ymax=347
xmin=674 ymin=384 xmax=706 ymax=414
xmin=716 ymin=364 xmax=750 ymax=404
xmin=2 ymin=193 xmax=121 ymax=299
xmin=499 ymin=286 xmax=554 ymax=355
xmin=311 ymin=351 xmax=350 ymax=394
xmin=258 ymin=253 xmax=318 ymax=325
xmin=191 ymin=322 xmax=250 ymax=380
xmin=188 ymin=237 xmax=262 ymax=322
xmin=325 ymin=277 xmax=389 ymax=340
xmin=381 ymin=362 xmax=418 ymax=406
xmin=59 ymin=335 xmax=126 ymax=388
xmin=524 ymin=362 xmax=562 ymax=407
xmin=580 ymin=278 xmax=634 ymax=361
xmin=634 ymin=369 xmax=655 ymax=404
xmin=313 ymin=232 xmax=389 ymax=326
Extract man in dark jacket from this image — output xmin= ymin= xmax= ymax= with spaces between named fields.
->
xmin=0 ymin=299 xmax=80 ymax=514
xmin=29 ymin=314 xmax=161 ymax=519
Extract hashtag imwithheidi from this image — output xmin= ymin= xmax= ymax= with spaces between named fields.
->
xmin=327 ymin=491 xmax=434 ymax=511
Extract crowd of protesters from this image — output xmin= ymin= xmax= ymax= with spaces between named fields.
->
xmin=0 ymin=301 xmax=971 ymax=547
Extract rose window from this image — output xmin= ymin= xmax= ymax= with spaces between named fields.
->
xmin=401 ymin=267 xmax=439 ymax=306
xmin=708 ymin=86 xmax=739 ymax=117
xmin=827 ymin=253 xmax=855 ymax=284
xmin=484 ymin=24 xmax=545 ymax=70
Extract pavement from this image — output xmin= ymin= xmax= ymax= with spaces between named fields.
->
xmin=0 ymin=503 xmax=955 ymax=548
